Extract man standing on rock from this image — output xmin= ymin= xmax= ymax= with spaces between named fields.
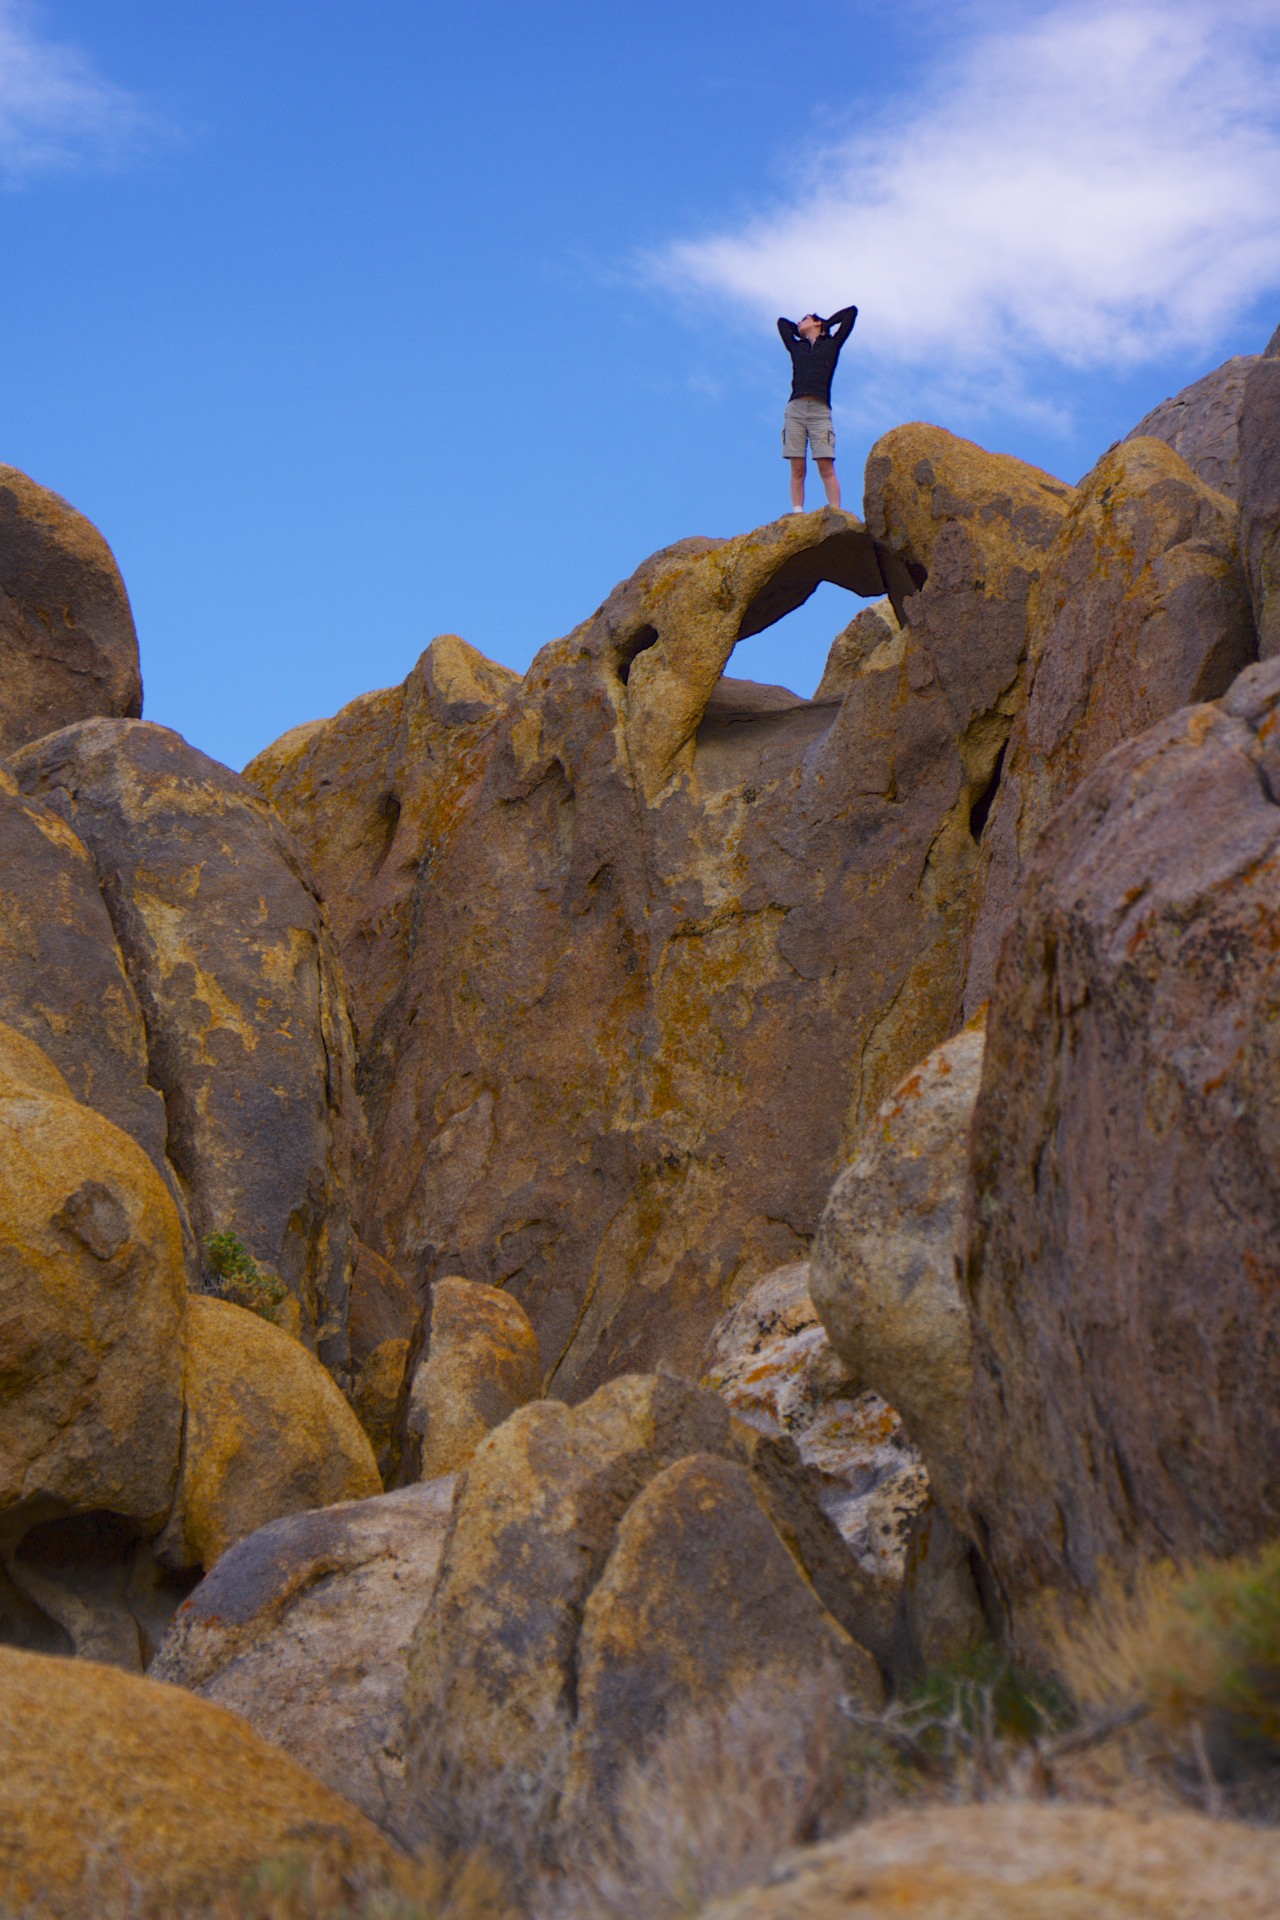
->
xmin=777 ymin=305 xmax=858 ymax=512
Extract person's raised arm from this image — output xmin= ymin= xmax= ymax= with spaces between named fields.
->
xmin=777 ymin=316 xmax=799 ymax=347
xmin=826 ymin=304 xmax=858 ymax=341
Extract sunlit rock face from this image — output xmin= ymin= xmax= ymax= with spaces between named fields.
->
xmin=254 ymin=486 xmax=1063 ymax=1396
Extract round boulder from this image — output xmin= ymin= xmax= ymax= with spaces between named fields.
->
xmin=0 ymin=465 xmax=141 ymax=756
xmin=0 ymin=1024 xmax=186 ymax=1537
xmin=403 ymin=1273 xmax=541 ymax=1479
xmin=157 ymin=1296 xmax=381 ymax=1572
xmin=0 ymin=1645 xmax=421 ymax=1917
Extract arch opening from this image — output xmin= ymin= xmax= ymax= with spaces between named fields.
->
xmin=736 ymin=527 xmax=923 ymax=644
xmin=727 ymin=582 xmax=883 ymax=703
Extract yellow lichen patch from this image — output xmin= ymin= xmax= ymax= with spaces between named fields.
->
xmin=134 ymin=892 xmax=262 ymax=1056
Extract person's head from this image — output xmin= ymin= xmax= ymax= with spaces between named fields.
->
xmin=798 ymin=313 xmax=825 ymax=342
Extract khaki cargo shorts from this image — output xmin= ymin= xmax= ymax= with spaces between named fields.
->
xmin=782 ymin=396 xmax=835 ymax=459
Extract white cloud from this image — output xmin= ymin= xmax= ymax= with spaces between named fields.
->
xmin=0 ymin=0 xmax=150 ymax=182
xmin=653 ymin=1 xmax=1280 ymax=383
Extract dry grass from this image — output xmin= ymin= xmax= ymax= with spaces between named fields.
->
xmin=1043 ymin=1543 xmax=1280 ymax=1816
xmin=0 ymin=1846 xmax=510 ymax=1920
xmin=545 ymin=1668 xmax=863 ymax=1920
xmin=400 ymin=1703 xmax=571 ymax=1910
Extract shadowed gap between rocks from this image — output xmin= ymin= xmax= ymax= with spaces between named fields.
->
xmin=617 ymin=625 xmax=659 ymax=686
xmin=969 ymin=740 xmax=1007 ymax=842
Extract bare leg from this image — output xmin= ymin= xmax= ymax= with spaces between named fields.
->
xmin=817 ymin=458 xmax=841 ymax=509
xmin=789 ymin=457 xmax=807 ymax=510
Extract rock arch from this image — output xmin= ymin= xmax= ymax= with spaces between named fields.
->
xmin=616 ymin=509 xmax=924 ymax=800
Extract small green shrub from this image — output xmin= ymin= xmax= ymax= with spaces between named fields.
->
xmin=204 ymin=1229 xmax=288 ymax=1324
xmin=903 ymin=1643 xmax=1073 ymax=1748
xmin=1147 ymin=1544 xmax=1280 ymax=1775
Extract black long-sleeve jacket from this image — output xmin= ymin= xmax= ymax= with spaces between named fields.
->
xmin=777 ymin=305 xmax=858 ymax=404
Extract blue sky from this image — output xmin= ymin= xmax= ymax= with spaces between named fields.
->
xmin=2 ymin=1 xmax=1279 ymax=771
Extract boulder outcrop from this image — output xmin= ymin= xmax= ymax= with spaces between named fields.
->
xmin=0 ymin=1028 xmax=187 ymax=1664
xmin=259 ymin=498 xmax=1067 ymax=1394
xmin=965 ymin=659 xmax=1280 ymax=1640
xmin=0 ymin=464 xmax=142 ymax=756
xmin=403 ymin=1273 xmax=541 ymax=1480
xmin=562 ymin=1450 xmax=881 ymax=1826
xmin=15 ymin=718 xmax=365 ymax=1366
xmin=1123 ymin=353 xmax=1259 ymax=499
xmin=811 ymin=1020 xmax=985 ymax=1522
xmin=1241 ymin=327 xmax=1280 ymax=657
xmin=965 ymin=436 xmax=1255 ymax=1009
xmin=0 ymin=1030 xmax=383 ymax=1665
xmin=0 ymin=1645 xmax=420 ymax=1918
xmin=405 ymin=1371 xmax=882 ymax=1830
xmin=152 ymin=1477 xmax=454 ymax=1831
xmin=702 ymin=1262 xmax=927 ymax=1597
xmin=158 ymin=1296 xmax=381 ymax=1573
xmin=703 ymin=1803 xmax=1280 ymax=1920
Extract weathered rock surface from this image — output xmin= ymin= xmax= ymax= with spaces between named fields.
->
xmin=15 ymin=717 xmax=365 ymax=1364
xmin=563 ymin=1451 xmax=881 ymax=1823
xmin=1241 ymin=327 xmax=1280 ymax=657
xmin=405 ymin=1371 xmax=882 ymax=1823
xmin=702 ymin=1263 xmax=928 ymax=1594
xmin=0 ymin=1645 xmax=419 ymax=1918
xmin=158 ymin=1296 xmax=381 ymax=1573
xmin=0 ymin=766 xmax=181 ymax=1219
xmin=965 ymin=436 xmax=1256 ymax=1010
xmin=243 ymin=631 xmax=521 ymax=1048
xmin=703 ymin=1803 xmax=1280 ymax=1920
xmin=812 ymin=597 xmax=899 ymax=702
xmin=403 ymin=1274 xmax=541 ymax=1481
xmin=811 ymin=1020 xmax=985 ymax=1523
xmin=889 ymin=1494 xmax=989 ymax=1682
xmin=864 ymin=422 xmax=1075 ymax=586
xmin=1123 ymin=353 xmax=1259 ymax=499
xmin=0 ymin=464 xmax=142 ymax=757
xmin=965 ymin=660 xmax=1280 ymax=1640
xmin=348 ymin=1241 xmax=422 ymax=1480
xmin=152 ymin=1477 xmax=454 ymax=1832
xmin=261 ymin=498 xmax=1065 ymax=1394
xmin=0 ymin=1027 xmax=185 ymax=1576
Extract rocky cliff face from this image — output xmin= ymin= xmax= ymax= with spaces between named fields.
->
xmin=965 ymin=659 xmax=1280 ymax=1641
xmin=964 ymin=434 xmax=1256 ymax=1010
xmin=4 ymin=329 xmax=1280 ymax=1907
xmin=250 ymin=493 xmax=1060 ymax=1396
xmin=15 ymin=719 xmax=366 ymax=1364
